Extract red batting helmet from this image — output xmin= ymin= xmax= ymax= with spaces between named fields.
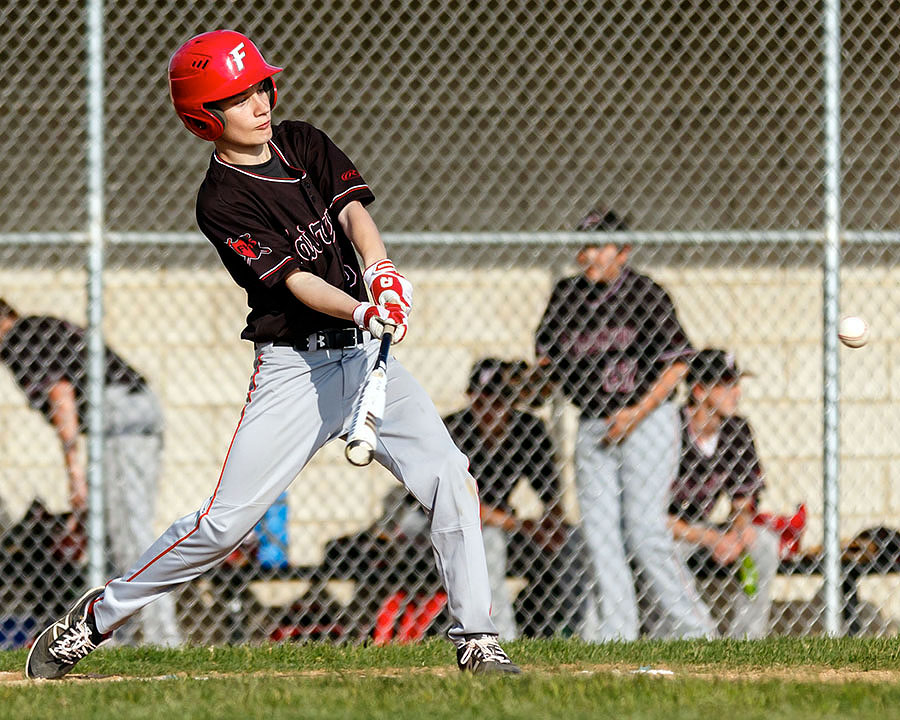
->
xmin=168 ymin=30 xmax=283 ymax=141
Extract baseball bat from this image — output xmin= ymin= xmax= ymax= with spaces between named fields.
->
xmin=345 ymin=324 xmax=394 ymax=466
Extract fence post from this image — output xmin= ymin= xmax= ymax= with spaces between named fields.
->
xmin=85 ymin=0 xmax=107 ymax=589
xmin=821 ymin=0 xmax=843 ymax=637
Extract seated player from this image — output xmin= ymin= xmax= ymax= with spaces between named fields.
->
xmin=443 ymin=358 xmax=585 ymax=639
xmin=668 ymin=349 xmax=779 ymax=638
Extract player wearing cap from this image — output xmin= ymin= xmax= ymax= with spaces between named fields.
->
xmin=445 ymin=358 xmax=580 ymax=639
xmin=26 ymin=29 xmax=519 ymax=678
xmin=669 ymin=349 xmax=778 ymax=638
xmin=535 ymin=209 xmax=715 ymax=641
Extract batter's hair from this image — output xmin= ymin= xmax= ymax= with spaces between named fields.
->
xmin=0 ymin=297 xmax=19 ymax=320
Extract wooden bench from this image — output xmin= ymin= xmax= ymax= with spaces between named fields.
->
xmin=777 ymin=526 xmax=900 ymax=635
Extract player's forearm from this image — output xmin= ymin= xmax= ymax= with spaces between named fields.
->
xmin=481 ymin=505 xmax=517 ymax=531
xmin=47 ymin=380 xmax=87 ymax=511
xmin=669 ymin=515 xmax=718 ymax=548
xmin=634 ymin=361 xmax=688 ymax=422
xmin=284 ymin=270 xmax=360 ymax=321
xmin=338 ymin=200 xmax=387 ymax=268
xmin=47 ymin=380 xmax=81 ymax=454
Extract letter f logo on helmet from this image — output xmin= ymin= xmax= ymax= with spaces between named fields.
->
xmin=227 ymin=42 xmax=246 ymax=74
xmin=168 ymin=30 xmax=282 ymax=141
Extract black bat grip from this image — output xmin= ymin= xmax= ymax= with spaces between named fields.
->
xmin=375 ymin=322 xmax=395 ymax=368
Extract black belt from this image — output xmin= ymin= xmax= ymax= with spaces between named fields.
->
xmin=274 ymin=328 xmax=369 ymax=351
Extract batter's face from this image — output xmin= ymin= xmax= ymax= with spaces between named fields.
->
xmin=212 ymin=81 xmax=273 ymax=158
xmin=577 ymin=243 xmax=630 ymax=283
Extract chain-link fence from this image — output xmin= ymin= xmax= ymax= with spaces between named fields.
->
xmin=2 ymin=0 xmax=900 ymax=648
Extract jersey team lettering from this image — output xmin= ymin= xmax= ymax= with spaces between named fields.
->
xmin=226 ymin=209 xmax=338 ymax=266
xmin=286 ymin=209 xmax=335 ymax=262
xmin=559 ymin=326 xmax=637 ymax=356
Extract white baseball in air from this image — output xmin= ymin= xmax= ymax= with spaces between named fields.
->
xmin=838 ymin=315 xmax=869 ymax=348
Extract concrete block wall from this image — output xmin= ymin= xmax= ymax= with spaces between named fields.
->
xmin=0 ymin=258 xmax=897 ymax=574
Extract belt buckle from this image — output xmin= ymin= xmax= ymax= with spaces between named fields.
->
xmin=345 ymin=328 xmax=363 ymax=347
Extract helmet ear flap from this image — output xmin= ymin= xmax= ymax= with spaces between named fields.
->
xmin=206 ymin=105 xmax=226 ymax=128
xmin=262 ymin=76 xmax=276 ymax=108
xmin=182 ymin=109 xmax=225 ymax=141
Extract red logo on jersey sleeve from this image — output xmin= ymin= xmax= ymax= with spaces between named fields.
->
xmin=340 ymin=169 xmax=360 ymax=181
xmin=226 ymin=233 xmax=272 ymax=264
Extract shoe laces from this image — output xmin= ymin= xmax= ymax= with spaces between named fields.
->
xmin=460 ymin=636 xmax=512 ymax=665
xmin=49 ymin=620 xmax=99 ymax=663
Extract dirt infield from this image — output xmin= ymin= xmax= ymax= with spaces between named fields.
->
xmin=5 ymin=664 xmax=900 ymax=685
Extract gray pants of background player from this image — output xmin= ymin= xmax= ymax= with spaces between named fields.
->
xmin=674 ymin=526 xmax=779 ymax=638
xmin=93 ymin=341 xmax=497 ymax=646
xmin=481 ymin=525 xmax=517 ymax=640
xmin=102 ymin=384 xmax=181 ymax=647
xmin=575 ymin=402 xmax=716 ymax=641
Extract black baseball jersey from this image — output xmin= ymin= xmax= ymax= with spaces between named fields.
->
xmin=443 ymin=408 xmax=561 ymax=513
xmin=535 ymin=267 xmax=693 ymax=418
xmin=669 ymin=406 xmax=765 ymax=524
xmin=196 ymin=121 xmax=376 ymax=343
xmin=0 ymin=316 xmax=146 ymax=431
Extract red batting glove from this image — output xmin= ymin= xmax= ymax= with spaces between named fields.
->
xmin=363 ymin=259 xmax=413 ymax=314
xmin=353 ymin=301 xmax=408 ymax=343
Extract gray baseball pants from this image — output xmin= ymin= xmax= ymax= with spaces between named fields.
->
xmin=102 ymin=383 xmax=181 ymax=647
xmin=93 ymin=341 xmax=497 ymax=645
xmin=481 ymin=524 xmax=517 ymax=639
xmin=575 ymin=402 xmax=716 ymax=641
xmin=674 ymin=526 xmax=779 ymax=638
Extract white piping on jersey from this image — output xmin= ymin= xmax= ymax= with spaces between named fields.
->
xmin=212 ymin=151 xmax=300 ymax=183
xmin=214 ymin=141 xmax=371 ymax=206
xmin=259 ymin=256 xmax=294 ymax=280
xmin=330 ymin=184 xmax=370 ymax=208
xmin=268 ymin=141 xmax=308 ymax=181
xmin=269 ymin=140 xmax=370 ymax=208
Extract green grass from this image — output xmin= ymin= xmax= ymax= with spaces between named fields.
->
xmin=4 ymin=638 xmax=900 ymax=720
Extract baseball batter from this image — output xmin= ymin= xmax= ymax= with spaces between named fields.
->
xmin=535 ymin=209 xmax=715 ymax=641
xmin=26 ymin=29 xmax=519 ymax=678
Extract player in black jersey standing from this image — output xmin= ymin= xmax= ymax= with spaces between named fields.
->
xmin=0 ymin=299 xmax=181 ymax=647
xmin=26 ymin=29 xmax=518 ymax=678
xmin=535 ymin=209 xmax=715 ymax=641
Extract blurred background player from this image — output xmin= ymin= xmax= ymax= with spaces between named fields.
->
xmin=0 ymin=298 xmax=180 ymax=647
xmin=668 ymin=349 xmax=779 ymax=638
xmin=25 ymin=30 xmax=518 ymax=679
xmin=535 ymin=209 xmax=714 ymax=640
xmin=443 ymin=358 xmax=585 ymax=639
xmin=324 ymin=358 xmax=587 ymax=643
